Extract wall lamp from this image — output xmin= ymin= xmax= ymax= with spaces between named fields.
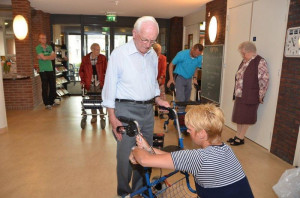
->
xmin=13 ymin=15 xmax=28 ymax=40
xmin=208 ymin=16 xmax=218 ymax=43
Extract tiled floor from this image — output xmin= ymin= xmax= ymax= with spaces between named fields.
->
xmin=0 ymin=96 xmax=292 ymax=198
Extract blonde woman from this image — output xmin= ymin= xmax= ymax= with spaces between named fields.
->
xmin=130 ymin=104 xmax=254 ymax=198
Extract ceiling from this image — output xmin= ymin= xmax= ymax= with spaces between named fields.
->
xmin=1 ymin=0 xmax=212 ymax=19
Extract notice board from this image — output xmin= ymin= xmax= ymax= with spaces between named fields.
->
xmin=201 ymin=45 xmax=224 ymax=103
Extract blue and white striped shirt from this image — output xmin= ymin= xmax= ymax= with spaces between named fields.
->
xmin=102 ymin=39 xmax=160 ymax=108
xmin=171 ymin=143 xmax=246 ymax=188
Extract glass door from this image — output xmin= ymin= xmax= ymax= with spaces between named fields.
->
xmin=83 ymin=26 xmax=110 ymax=57
xmin=114 ymin=27 xmax=133 ymax=48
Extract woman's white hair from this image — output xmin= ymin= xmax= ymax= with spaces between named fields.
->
xmin=238 ymin=41 xmax=256 ymax=53
xmin=134 ymin=16 xmax=159 ymax=34
xmin=90 ymin=43 xmax=100 ymax=50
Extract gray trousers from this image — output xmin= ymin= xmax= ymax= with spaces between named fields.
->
xmin=115 ymin=101 xmax=154 ymax=196
xmin=175 ymin=75 xmax=192 ymax=112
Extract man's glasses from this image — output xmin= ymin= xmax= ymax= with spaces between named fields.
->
xmin=138 ymin=34 xmax=156 ymax=45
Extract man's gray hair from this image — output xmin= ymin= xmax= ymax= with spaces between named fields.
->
xmin=238 ymin=41 xmax=257 ymax=53
xmin=134 ymin=16 xmax=159 ymax=34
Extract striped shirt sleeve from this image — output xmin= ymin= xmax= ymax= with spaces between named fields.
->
xmin=171 ymin=149 xmax=204 ymax=175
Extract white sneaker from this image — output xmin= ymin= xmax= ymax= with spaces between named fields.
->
xmin=45 ymin=105 xmax=52 ymax=110
xmin=53 ymin=99 xmax=61 ymax=106
xmin=91 ymin=117 xmax=97 ymax=123
xmin=114 ymin=195 xmax=131 ymax=198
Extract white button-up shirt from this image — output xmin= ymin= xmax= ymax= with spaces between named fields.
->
xmin=102 ymin=39 xmax=160 ymax=108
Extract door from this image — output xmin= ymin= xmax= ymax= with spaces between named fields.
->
xmin=246 ymin=0 xmax=289 ymax=149
xmin=221 ymin=3 xmax=253 ymax=130
xmin=84 ymin=25 xmax=110 ymax=57
xmin=221 ymin=0 xmax=289 ymax=149
xmin=114 ymin=27 xmax=133 ymax=49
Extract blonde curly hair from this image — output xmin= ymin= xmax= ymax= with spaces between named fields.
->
xmin=185 ymin=103 xmax=224 ymax=141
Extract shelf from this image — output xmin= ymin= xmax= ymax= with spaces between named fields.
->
xmin=56 ymin=76 xmax=68 ymax=85
xmin=55 ymin=66 xmax=68 ymax=73
xmin=56 ymin=88 xmax=69 ymax=96
xmin=55 ymin=45 xmax=69 ymax=97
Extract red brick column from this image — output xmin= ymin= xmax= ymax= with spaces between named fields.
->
xmin=205 ymin=0 xmax=227 ymax=45
xmin=3 ymin=0 xmax=50 ymax=110
xmin=169 ymin=17 xmax=183 ymax=61
xmin=11 ymin=0 xmax=33 ymax=76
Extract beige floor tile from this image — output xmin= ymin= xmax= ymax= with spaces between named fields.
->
xmin=0 ymin=96 xmax=292 ymax=198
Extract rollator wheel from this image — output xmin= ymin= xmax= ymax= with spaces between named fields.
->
xmin=81 ymin=119 xmax=86 ymax=129
xmin=100 ymin=119 xmax=106 ymax=129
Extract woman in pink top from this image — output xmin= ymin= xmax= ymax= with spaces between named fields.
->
xmin=228 ymin=41 xmax=269 ymax=146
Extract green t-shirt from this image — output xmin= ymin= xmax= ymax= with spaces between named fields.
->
xmin=36 ymin=44 xmax=54 ymax=72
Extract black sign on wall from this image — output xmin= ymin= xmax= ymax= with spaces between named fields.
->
xmin=201 ymin=45 xmax=224 ymax=103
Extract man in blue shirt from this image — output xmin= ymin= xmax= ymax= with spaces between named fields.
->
xmin=102 ymin=16 xmax=169 ymax=197
xmin=167 ymin=44 xmax=203 ymax=111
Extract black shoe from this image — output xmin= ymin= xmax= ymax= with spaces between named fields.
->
xmin=230 ymin=137 xmax=244 ymax=146
xmin=155 ymin=110 xmax=158 ymax=116
xmin=227 ymin=136 xmax=237 ymax=143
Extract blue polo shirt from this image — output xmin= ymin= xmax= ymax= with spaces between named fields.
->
xmin=172 ymin=49 xmax=202 ymax=79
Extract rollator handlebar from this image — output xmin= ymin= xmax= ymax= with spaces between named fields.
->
xmin=158 ymin=106 xmax=176 ymax=120
xmin=117 ymin=116 xmax=135 ymax=124
xmin=175 ymin=101 xmax=201 ymax=107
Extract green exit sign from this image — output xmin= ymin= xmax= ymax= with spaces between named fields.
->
xmin=106 ymin=15 xmax=117 ymax=22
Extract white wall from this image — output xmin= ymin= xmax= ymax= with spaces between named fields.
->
xmin=183 ymin=6 xmax=206 ymax=50
xmin=294 ymin=126 xmax=300 ymax=166
xmin=0 ymin=61 xmax=7 ymax=133
xmin=0 ymin=19 xmax=5 ymax=56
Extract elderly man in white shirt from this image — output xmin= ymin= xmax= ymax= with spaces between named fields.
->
xmin=102 ymin=16 xmax=169 ymax=197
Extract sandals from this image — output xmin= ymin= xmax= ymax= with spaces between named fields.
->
xmin=227 ymin=136 xmax=244 ymax=146
xmin=227 ymin=136 xmax=237 ymax=143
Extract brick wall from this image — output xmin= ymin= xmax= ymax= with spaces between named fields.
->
xmin=3 ymin=0 xmax=50 ymax=110
xmin=271 ymin=0 xmax=300 ymax=164
xmin=169 ymin=17 xmax=183 ymax=61
xmin=205 ymin=0 xmax=227 ymax=45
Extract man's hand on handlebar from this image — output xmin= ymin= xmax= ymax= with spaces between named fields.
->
xmin=167 ymin=79 xmax=175 ymax=88
xmin=155 ymin=97 xmax=170 ymax=109
xmin=107 ymin=109 xmax=123 ymax=141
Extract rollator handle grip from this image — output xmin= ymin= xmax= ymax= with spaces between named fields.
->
xmin=158 ymin=106 xmax=171 ymax=111
xmin=117 ymin=116 xmax=138 ymax=137
xmin=169 ymin=83 xmax=175 ymax=92
xmin=158 ymin=106 xmax=176 ymax=120
xmin=118 ymin=116 xmax=134 ymax=124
